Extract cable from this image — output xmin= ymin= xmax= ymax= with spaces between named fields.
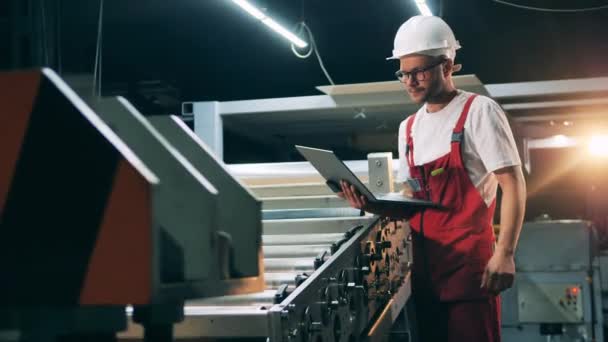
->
xmin=99 ymin=20 xmax=103 ymax=98
xmin=291 ymin=23 xmax=313 ymax=58
xmin=291 ymin=22 xmax=335 ymax=85
xmin=493 ymin=0 xmax=608 ymax=13
xmin=300 ymin=0 xmax=306 ymax=21
xmin=93 ymin=0 xmax=104 ymax=98
xmin=57 ymin=0 xmax=62 ymax=75
xmin=40 ymin=0 xmax=49 ymax=66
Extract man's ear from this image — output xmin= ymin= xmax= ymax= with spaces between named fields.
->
xmin=442 ymin=59 xmax=454 ymax=77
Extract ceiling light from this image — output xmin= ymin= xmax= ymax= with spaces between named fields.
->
xmin=415 ymin=0 xmax=433 ymax=16
xmin=232 ymin=0 xmax=308 ymax=48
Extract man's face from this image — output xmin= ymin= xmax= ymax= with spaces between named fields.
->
xmin=398 ymin=54 xmax=446 ymax=104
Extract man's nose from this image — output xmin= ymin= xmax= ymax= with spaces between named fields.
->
xmin=405 ymin=76 xmax=419 ymax=87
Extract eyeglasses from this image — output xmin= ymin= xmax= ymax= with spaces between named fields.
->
xmin=395 ymin=59 xmax=446 ymax=83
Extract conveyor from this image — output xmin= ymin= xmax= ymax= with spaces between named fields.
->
xmin=120 ymin=159 xmax=413 ymax=342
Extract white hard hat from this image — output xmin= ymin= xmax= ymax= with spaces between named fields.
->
xmin=387 ymin=15 xmax=461 ymax=60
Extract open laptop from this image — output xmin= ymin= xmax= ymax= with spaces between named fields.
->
xmin=296 ymin=145 xmax=444 ymax=210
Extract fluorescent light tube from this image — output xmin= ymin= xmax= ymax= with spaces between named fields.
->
xmin=232 ymin=0 xmax=308 ymax=48
xmin=415 ymin=0 xmax=433 ymax=16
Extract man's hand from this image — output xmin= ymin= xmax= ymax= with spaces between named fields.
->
xmin=480 ymin=165 xmax=525 ymax=296
xmin=481 ymin=250 xmax=515 ymax=295
xmin=337 ymin=180 xmax=369 ymax=210
xmin=336 ymin=181 xmax=416 ymax=219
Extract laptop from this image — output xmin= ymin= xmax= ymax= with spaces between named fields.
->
xmin=296 ymin=145 xmax=444 ymax=210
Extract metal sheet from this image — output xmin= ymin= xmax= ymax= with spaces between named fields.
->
xmin=189 ymin=76 xmax=487 ymax=158
xmin=316 ymin=75 xmax=484 ymax=96
xmin=149 ymin=115 xmax=264 ymax=281
xmin=389 ymin=273 xmax=412 ymax=322
xmin=516 ymin=220 xmax=593 ymax=271
xmin=366 ymin=273 xmax=412 ymax=342
xmin=92 ymin=97 xmax=219 ymax=296
xmin=485 ymin=77 xmax=608 ymax=100
xmin=367 ymin=298 xmax=394 ymax=342
xmin=199 ymin=75 xmax=484 ymax=117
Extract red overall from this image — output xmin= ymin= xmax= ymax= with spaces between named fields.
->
xmin=405 ymin=95 xmax=501 ymax=341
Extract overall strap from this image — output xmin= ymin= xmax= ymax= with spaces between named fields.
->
xmin=405 ymin=114 xmax=416 ymax=168
xmin=450 ymin=94 xmax=478 ymax=168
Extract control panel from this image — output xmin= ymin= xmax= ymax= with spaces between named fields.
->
xmin=518 ymin=282 xmax=584 ymax=323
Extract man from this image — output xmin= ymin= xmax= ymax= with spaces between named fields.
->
xmin=339 ymin=16 xmax=526 ymax=341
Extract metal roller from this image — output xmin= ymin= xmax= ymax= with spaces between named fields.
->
xmin=264 ymin=272 xmax=301 ymax=288
xmin=263 ymin=216 xmax=374 ymax=234
xmin=263 ymin=245 xmax=330 ymax=258
xmin=264 ymin=258 xmax=316 ymax=273
xmin=262 ymin=196 xmax=347 ymax=210
xmin=227 ymin=159 xmax=370 ymax=181
xmin=249 ymin=183 xmax=334 ymax=198
xmin=262 ymin=233 xmax=344 ymax=246
xmin=181 ymin=305 xmax=270 ymax=315
xmin=262 ymin=208 xmax=363 ymax=220
xmin=187 ymin=290 xmax=277 ymax=307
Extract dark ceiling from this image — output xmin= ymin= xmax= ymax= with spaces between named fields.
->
xmin=5 ymin=0 xmax=606 ymax=114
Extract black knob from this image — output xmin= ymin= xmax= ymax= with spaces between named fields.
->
xmin=379 ymin=241 xmax=392 ymax=249
xmin=370 ymin=253 xmax=383 ymax=262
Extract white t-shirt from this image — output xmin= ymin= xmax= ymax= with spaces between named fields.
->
xmin=397 ymin=90 xmax=521 ymax=206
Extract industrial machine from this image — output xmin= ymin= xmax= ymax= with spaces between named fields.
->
xmin=0 ymin=69 xmax=263 ymax=340
xmin=501 ymin=220 xmax=604 ymax=342
xmin=117 ymin=150 xmax=414 ymax=341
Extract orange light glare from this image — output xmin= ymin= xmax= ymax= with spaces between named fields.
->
xmin=588 ymin=135 xmax=608 ymax=158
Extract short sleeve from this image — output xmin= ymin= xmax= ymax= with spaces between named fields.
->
xmin=396 ymin=117 xmax=412 ymax=182
xmin=467 ymin=97 xmax=521 ymax=172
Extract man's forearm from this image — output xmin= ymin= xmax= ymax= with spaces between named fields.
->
xmin=495 ymin=167 xmax=527 ymax=256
